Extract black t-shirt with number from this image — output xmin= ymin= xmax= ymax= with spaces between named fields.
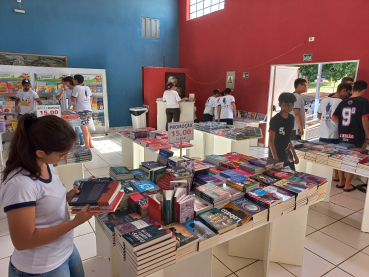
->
xmin=269 ymin=113 xmax=295 ymax=162
xmin=332 ymin=96 xmax=369 ymax=145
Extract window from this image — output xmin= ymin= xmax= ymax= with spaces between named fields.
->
xmin=141 ymin=17 xmax=160 ymax=38
xmin=189 ymin=0 xmax=225 ymax=20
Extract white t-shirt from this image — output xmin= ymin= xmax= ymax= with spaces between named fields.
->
xmin=0 ymin=164 xmax=74 ymax=274
xmin=203 ymin=96 xmax=216 ymax=115
xmin=317 ymin=97 xmax=341 ymax=139
xmin=218 ymin=95 xmax=235 ymax=119
xmin=57 ymin=88 xmax=68 ymax=111
xmin=16 ymin=89 xmax=39 ymax=115
xmin=71 ymin=85 xmax=92 ymax=112
xmin=163 ymin=90 xmax=180 ymax=109
xmin=289 ymin=92 xmax=306 ymax=133
xmin=213 ymin=97 xmax=220 ymax=120
xmin=65 ymin=88 xmax=75 ymax=106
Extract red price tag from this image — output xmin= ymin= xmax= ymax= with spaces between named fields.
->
xmin=36 ymin=105 xmax=61 ymax=118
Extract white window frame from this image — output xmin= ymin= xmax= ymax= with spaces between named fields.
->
xmin=141 ymin=17 xmax=160 ymax=39
xmin=189 ymin=0 xmax=225 ymax=20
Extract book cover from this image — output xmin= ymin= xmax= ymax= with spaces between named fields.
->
xmin=115 ymin=217 xmax=159 ymax=236
xmin=120 ymin=180 xmax=139 ymax=194
xmin=191 ymin=195 xmax=212 ymax=214
xmin=197 ymin=208 xmax=237 ymax=234
xmin=162 ymin=190 xmax=174 ymax=225
xmin=111 ymin=166 xmax=131 ymax=175
xmin=157 ymin=149 xmax=174 ymax=166
xmin=246 ymin=188 xmax=283 ymax=208
xmin=148 ymin=193 xmax=161 ymax=224
xmin=122 ymin=225 xmax=172 ymax=248
xmin=221 ymin=203 xmax=253 ymax=227
xmin=102 ymin=212 xmax=143 ymax=232
xmin=142 ymin=161 xmax=163 ymax=170
xmin=274 ymin=179 xmax=309 ymax=195
xmin=132 ymin=180 xmax=159 ymax=193
xmin=264 ymin=169 xmax=293 ymax=180
xmin=289 ymin=173 xmax=327 ymax=186
xmin=183 ymin=219 xmax=217 ymax=242
xmin=178 ymin=196 xmax=195 ymax=224
xmin=149 ymin=167 xmax=166 ymax=184
xmin=231 ymin=198 xmax=267 ymax=216
xmin=162 ymin=222 xmax=199 ymax=249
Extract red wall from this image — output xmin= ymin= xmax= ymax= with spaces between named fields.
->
xmin=178 ymin=0 xmax=369 ymax=126
xmin=143 ymin=67 xmax=198 ymax=129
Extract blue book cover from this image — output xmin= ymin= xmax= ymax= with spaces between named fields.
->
xmin=183 ymin=219 xmax=217 ymax=242
xmin=220 ymin=170 xmax=243 ymax=179
xmin=157 ymin=149 xmax=174 ymax=166
xmin=197 ymin=208 xmax=237 ymax=234
xmin=132 ymin=179 xmax=159 ymax=192
xmin=231 ymin=198 xmax=267 ymax=216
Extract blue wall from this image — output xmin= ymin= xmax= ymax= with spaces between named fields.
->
xmin=0 ymin=0 xmax=179 ymax=127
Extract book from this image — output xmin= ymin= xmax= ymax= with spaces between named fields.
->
xmin=98 ymin=211 xmax=143 ymax=233
xmin=71 ymin=191 xmax=124 ymax=213
xmin=183 ymin=218 xmax=218 ymax=242
xmin=220 ymin=202 xmax=253 ymax=227
xmin=161 ymin=222 xmax=199 ymax=250
xmin=132 ymin=179 xmax=160 ymax=193
xmin=190 ymin=194 xmax=213 ymax=215
xmin=149 ymin=167 xmax=166 ymax=184
xmin=148 ymin=193 xmax=162 ymax=224
xmin=197 ymin=208 xmax=238 ymax=234
xmin=115 ymin=217 xmax=159 ymax=237
xmin=174 ymin=195 xmax=195 ymax=224
xmin=110 ymin=166 xmax=134 ymax=180
xmin=162 ymin=190 xmax=174 ymax=225
xmin=157 ymin=148 xmax=174 ymax=166
xmin=128 ymin=192 xmax=150 ymax=217
xmin=245 ymin=187 xmax=283 ymax=208
xmin=69 ymin=180 xmax=121 ymax=206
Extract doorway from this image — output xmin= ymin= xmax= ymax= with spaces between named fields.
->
xmin=265 ymin=60 xmax=360 ymax=147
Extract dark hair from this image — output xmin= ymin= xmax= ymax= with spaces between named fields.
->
xmin=224 ymin=88 xmax=231 ymax=94
xmin=3 ymin=114 xmax=77 ymax=182
xmin=167 ymin=83 xmax=175 ymax=90
xmin=63 ymin=76 xmax=74 ymax=84
xmin=220 ymin=90 xmax=225 ymax=96
xmin=337 ymin=83 xmax=352 ymax=93
xmin=278 ymin=92 xmax=296 ymax=104
xmin=353 ymin=80 xmax=368 ymax=92
xmin=341 ymin=77 xmax=354 ymax=83
xmin=294 ymin=78 xmax=307 ymax=89
xmin=73 ymin=74 xmax=84 ymax=84
xmin=213 ymin=89 xmax=220 ymax=95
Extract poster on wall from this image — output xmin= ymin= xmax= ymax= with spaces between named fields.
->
xmin=0 ymin=72 xmax=30 ymax=80
xmin=0 ymin=52 xmax=68 ymax=68
xmin=80 ymin=74 xmax=103 ymax=83
xmin=226 ymin=71 xmax=235 ymax=89
xmin=35 ymin=73 xmax=69 ymax=82
xmin=165 ymin=72 xmax=186 ymax=99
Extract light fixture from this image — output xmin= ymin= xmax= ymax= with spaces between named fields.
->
xmin=14 ymin=0 xmax=25 ymax=14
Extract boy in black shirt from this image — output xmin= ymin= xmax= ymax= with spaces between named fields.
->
xmin=332 ymin=80 xmax=369 ymax=192
xmin=269 ymin=93 xmax=299 ymax=170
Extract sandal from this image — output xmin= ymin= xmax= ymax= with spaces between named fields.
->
xmin=343 ymin=185 xmax=356 ymax=192
xmin=333 ymin=178 xmax=340 ymax=182
xmin=336 ymin=184 xmax=345 ymax=189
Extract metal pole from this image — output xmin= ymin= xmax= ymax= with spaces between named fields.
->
xmin=314 ymin=64 xmax=323 ymax=119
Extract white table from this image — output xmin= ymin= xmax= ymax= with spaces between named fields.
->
xmin=233 ymin=120 xmax=266 ymax=147
xmin=54 ymin=161 xmax=86 ymax=192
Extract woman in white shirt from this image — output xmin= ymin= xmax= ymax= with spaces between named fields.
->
xmin=163 ymin=83 xmax=188 ymax=131
xmin=0 ymin=114 xmax=93 ymax=277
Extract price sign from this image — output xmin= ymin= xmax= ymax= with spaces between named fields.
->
xmin=36 ymin=105 xmax=61 ymax=118
xmin=168 ymin=121 xmax=194 ymax=143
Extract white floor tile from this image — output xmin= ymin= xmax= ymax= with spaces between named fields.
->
xmin=323 ymin=267 xmax=353 ymax=277
xmin=330 ymin=190 xmax=342 ymax=197
xmin=235 ymin=261 xmax=294 ymax=277
xmin=340 ymin=212 xmax=363 ymax=230
xmin=84 ymin=160 xmax=109 ymax=171
xmin=83 ymin=257 xmax=111 ymax=277
xmin=307 ymin=209 xmax=337 ymax=230
xmin=305 ymin=225 xmax=316 ymax=236
xmin=98 ymin=152 xmax=121 ymax=160
xmin=105 ymin=158 xmax=122 ymax=167
xmin=339 ymin=252 xmax=369 ymax=277
xmin=0 ymin=235 xmax=14 ymax=259
xmin=278 ymin=249 xmax=335 ymax=277
xmin=74 ymin=233 xmax=96 ymax=261
xmin=211 ymin=256 xmax=232 ymax=277
xmin=74 ymin=221 xmax=94 ymax=238
xmin=358 ymin=209 xmax=364 ymax=214
xmin=84 ymin=170 xmax=92 ymax=178
xmin=0 ymin=218 xmax=9 ymax=237
xmin=304 ymin=231 xmax=357 ymax=265
xmin=363 ymin=246 xmax=369 ymax=255
xmin=88 ymin=167 xmax=110 ymax=177
xmin=212 ymin=241 xmax=256 ymax=272
xmin=342 ymin=188 xmax=367 ymax=201
xmin=0 ymin=257 xmax=10 ymax=277
xmin=309 ymin=202 xmax=354 ymax=220
xmin=89 ymin=218 xmax=96 ymax=233
xmin=329 ymin=194 xmax=365 ymax=211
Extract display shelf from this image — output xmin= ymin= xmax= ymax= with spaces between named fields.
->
xmin=92 ymin=110 xmax=104 ymax=113
xmin=92 ymin=93 xmax=104 ymax=96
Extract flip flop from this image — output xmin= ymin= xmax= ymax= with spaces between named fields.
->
xmin=333 ymin=178 xmax=340 ymax=182
xmin=336 ymin=184 xmax=345 ymax=189
xmin=343 ymin=185 xmax=356 ymax=192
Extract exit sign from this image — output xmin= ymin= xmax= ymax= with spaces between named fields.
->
xmin=303 ymin=54 xmax=312 ymax=61
xmin=243 ymin=72 xmax=249 ymax=78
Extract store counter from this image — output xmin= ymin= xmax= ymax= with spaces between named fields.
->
xmin=157 ymin=101 xmax=195 ymax=131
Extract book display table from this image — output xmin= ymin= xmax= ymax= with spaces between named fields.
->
xmin=54 ymin=160 xmax=89 ymax=192
xmin=233 ymin=121 xmax=266 ymax=147
xmin=191 ymin=130 xmax=258 ymax=160
xmin=95 ymin=201 xmax=314 ymax=277
xmin=120 ymin=134 xmax=193 ymax=169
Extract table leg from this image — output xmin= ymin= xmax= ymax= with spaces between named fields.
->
xmin=121 ymin=136 xmax=133 ymax=168
xmin=361 ymin=178 xmax=369 ymax=232
xmin=231 ymin=139 xmax=250 ymax=155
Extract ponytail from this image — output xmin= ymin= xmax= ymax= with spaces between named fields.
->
xmin=3 ymin=114 xmax=77 ymax=182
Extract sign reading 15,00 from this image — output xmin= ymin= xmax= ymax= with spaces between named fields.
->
xmin=168 ymin=121 xmax=194 ymax=143
xmin=36 ymin=105 xmax=61 ymax=118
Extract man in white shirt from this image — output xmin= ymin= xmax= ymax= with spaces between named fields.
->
xmin=203 ymin=89 xmax=220 ymax=122
xmin=56 ymin=78 xmax=71 ymax=111
xmin=289 ymin=78 xmax=307 ymax=140
xmin=217 ymin=88 xmax=236 ymax=125
xmin=15 ymin=79 xmax=42 ymax=118
xmin=71 ymin=75 xmax=93 ymax=148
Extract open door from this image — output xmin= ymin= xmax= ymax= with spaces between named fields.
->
xmin=265 ymin=66 xmax=300 ymax=147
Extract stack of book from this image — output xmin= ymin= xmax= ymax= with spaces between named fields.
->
xmin=226 ymin=175 xmax=254 ymax=191
xmin=264 ymin=169 xmax=294 ymax=180
xmin=294 ymin=147 xmax=309 ymax=160
xmin=220 ymin=169 xmax=244 ymax=179
xmin=273 ymin=179 xmax=309 ymax=209
xmin=251 ymin=174 xmax=279 ymax=186
xmin=157 ymin=149 xmax=174 ymax=166
xmin=131 ymin=180 xmax=160 ymax=194
xmin=190 ymin=194 xmax=213 ymax=216
xmin=66 ymin=146 xmax=92 ymax=163
xmin=183 ymin=219 xmax=219 ymax=252
xmin=139 ymin=161 xmax=164 ymax=173
xmin=171 ymin=141 xmax=193 ymax=148
xmin=148 ymin=143 xmax=172 ymax=151
xmin=232 ymin=168 xmax=255 ymax=177
xmin=341 ymin=153 xmax=369 ymax=172
xmin=349 ymin=147 xmax=369 ymax=154
xmin=128 ymin=192 xmax=150 ymax=217
xmin=356 ymin=162 xmax=369 ymax=176
xmin=248 ymin=158 xmax=274 ymax=170
xmin=194 ymin=174 xmax=224 ymax=188
xmin=316 ymin=150 xmax=335 ymax=165
xmin=95 ymin=210 xmax=143 ymax=245
xmin=130 ymin=169 xmax=149 ymax=180
xmin=137 ymin=138 xmax=162 ymax=147
xmin=209 ymin=166 xmax=225 ymax=175
xmin=130 ymin=130 xmax=148 ymax=140
xmin=231 ymin=198 xmax=268 ymax=228
xmin=110 ymin=166 xmax=134 ymax=180
xmin=167 ymin=156 xmax=184 ymax=168
xmin=220 ymin=160 xmax=242 ymax=169
xmin=116 ymin=225 xmax=176 ymax=277
xmin=221 ymin=183 xmax=244 ymax=201
xmin=205 ymin=154 xmax=229 ymax=166
xmin=291 ymin=172 xmax=327 ymax=202
xmin=260 ymin=157 xmax=284 ymax=169
xmin=245 ymin=187 xmax=283 ymax=220
xmin=120 ymin=180 xmax=140 ymax=209
xmin=162 ymin=222 xmax=199 ymax=261
xmin=221 ymin=200 xmax=253 ymax=235
xmin=335 ymin=143 xmax=355 ymax=153
xmin=328 ymin=154 xmax=345 ymax=168
xmin=194 ymin=182 xmax=230 ymax=209
xmin=239 ymin=163 xmax=265 ymax=174
xmin=305 ymin=150 xmax=319 ymax=162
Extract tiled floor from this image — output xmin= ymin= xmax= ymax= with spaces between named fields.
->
xmin=0 ymin=135 xmax=368 ymax=276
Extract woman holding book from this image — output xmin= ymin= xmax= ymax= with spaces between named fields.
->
xmin=0 ymin=114 xmax=93 ymax=277
xmin=163 ymin=82 xmax=188 ymax=131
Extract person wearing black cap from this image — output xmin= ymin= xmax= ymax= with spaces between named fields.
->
xmin=15 ymin=79 xmax=42 ymax=118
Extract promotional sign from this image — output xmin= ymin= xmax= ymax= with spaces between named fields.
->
xmin=168 ymin=121 xmax=194 ymax=143
xmin=36 ymin=105 xmax=61 ymax=118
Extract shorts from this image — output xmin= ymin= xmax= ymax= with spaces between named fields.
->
xmin=77 ymin=110 xmax=92 ymax=127
xmin=319 ymin=138 xmax=339 ymax=144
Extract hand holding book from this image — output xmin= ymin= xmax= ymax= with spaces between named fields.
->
xmin=66 ymin=188 xmax=79 ymax=203
xmin=72 ymin=204 xmax=95 ymax=225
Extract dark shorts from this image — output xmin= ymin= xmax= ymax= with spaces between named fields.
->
xmin=220 ymin=118 xmax=233 ymax=125
xmin=77 ymin=110 xmax=92 ymax=126
xmin=203 ymin=114 xmax=213 ymax=122
xmin=319 ymin=138 xmax=339 ymax=144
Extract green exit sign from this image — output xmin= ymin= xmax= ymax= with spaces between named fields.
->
xmin=243 ymin=72 xmax=249 ymax=78
xmin=303 ymin=54 xmax=312 ymax=61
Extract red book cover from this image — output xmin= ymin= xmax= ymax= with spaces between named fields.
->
xmin=148 ymin=194 xmax=161 ymax=223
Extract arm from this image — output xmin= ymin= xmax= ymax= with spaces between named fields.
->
xmin=232 ymin=102 xmax=236 ymax=118
xmin=317 ymin=113 xmax=322 ymax=120
xmin=71 ymin=96 xmax=77 ymax=102
xmin=268 ymin=132 xmax=278 ymax=160
xmin=15 ymin=97 xmax=20 ymax=114
xmin=35 ymin=98 xmax=42 ymax=105
xmin=90 ymin=97 xmax=93 ymax=105
xmin=331 ymin=116 xmax=339 ymax=123
xmin=217 ymin=106 xmax=221 ymax=122
xmin=290 ymin=140 xmax=299 ymax=164
xmin=362 ymin=117 xmax=369 ymax=140
xmin=178 ymin=97 xmax=188 ymax=103
xmin=57 ymin=90 xmax=64 ymax=101
xmin=293 ymin=109 xmax=304 ymax=136
xmin=7 ymin=205 xmax=93 ymax=251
